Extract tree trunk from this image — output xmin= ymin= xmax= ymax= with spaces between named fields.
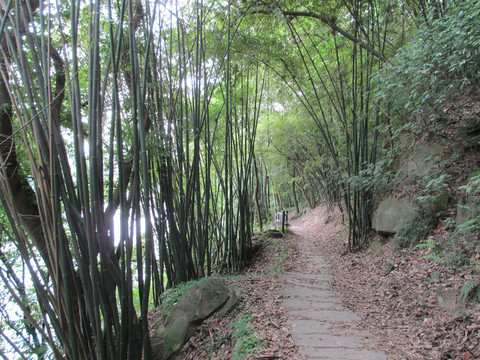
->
xmin=291 ymin=168 xmax=300 ymax=213
xmin=253 ymin=156 xmax=263 ymax=231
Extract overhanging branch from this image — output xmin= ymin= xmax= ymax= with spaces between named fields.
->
xmin=251 ymin=9 xmax=388 ymax=62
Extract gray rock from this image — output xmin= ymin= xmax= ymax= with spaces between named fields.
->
xmin=436 ymin=286 xmax=466 ymax=310
xmin=217 ymin=288 xmax=238 ymax=318
xmin=150 ymin=327 xmax=165 ymax=358
xmin=372 ymin=198 xmax=417 ymax=235
xmin=400 ymin=143 xmax=443 ymax=178
xmin=152 ymin=277 xmax=237 ymax=360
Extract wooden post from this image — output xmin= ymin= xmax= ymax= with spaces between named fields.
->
xmin=281 ymin=211 xmax=286 ymax=233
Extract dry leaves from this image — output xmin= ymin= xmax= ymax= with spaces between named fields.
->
xmin=177 ymin=238 xmax=306 ymax=360
xmin=300 ymin=206 xmax=480 ymax=360
xmin=176 ymin=205 xmax=479 ymax=360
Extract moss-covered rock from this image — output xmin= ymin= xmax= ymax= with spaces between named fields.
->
xmin=152 ymin=277 xmax=237 ymax=360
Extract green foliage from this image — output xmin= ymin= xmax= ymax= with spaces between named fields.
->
xmin=231 ymin=312 xmax=262 ymax=359
xmin=430 ymin=171 xmax=480 ymax=269
xmin=395 ymin=168 xmax=480 ymax=269
xmin=460 ymin=280 xmax=480 ymax=303
xmin=456 ymin=172 xmax=480 ymax=238
xmin=396 ymin=173 xmax=451 ymax=249
xmin=394 ymin=217 xmax=432 ymax=249
xmin=415 ymin=173 xmax=450 ymax=217
xmin=2 ymin=0 xmax=478 ymax=356
xmin=414 ymin=237 xmax=437 ymax=251
xmin=423 ymin=173 xmax=450 ymax=193
xmin=414 ymin=237 xmax=446 ymax=263
xmin=346 ymin=159 xmax=395 ymax=194
xmin=443 ymin=217 xmax=456 ymax=230
xmin=375 ymin=0 xmax=480 ymax=131
xmin=402 ymin=172 xmax=474 ymax=266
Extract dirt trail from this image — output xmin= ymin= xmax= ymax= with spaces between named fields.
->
xmin=281 ymin=207 xmax=389 ymax=360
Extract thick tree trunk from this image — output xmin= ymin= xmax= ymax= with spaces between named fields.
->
xmin=0 ymin=43 xmax=69 ymax=262
xmin=0 ymin=10 xmax=47 ymax=266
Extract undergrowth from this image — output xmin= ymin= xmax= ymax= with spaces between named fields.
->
xmin=375 ymin=0 xmax=480 ymax=134
xmin=408 ymin=170 xmax=480 ymax=272
xmin=231 ymin=312 xmax=263 ymax=359
xmin=460 ymin=280 xmax=480 ymax=303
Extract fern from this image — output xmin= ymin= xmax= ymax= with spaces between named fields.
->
xmin=460 ymin=280 xmax=479 ymax=302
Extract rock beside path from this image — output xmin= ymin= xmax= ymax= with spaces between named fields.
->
xmin=372 ymin=198 xmax=417 ymax=235
xmin=151 ymin=277 xmax=237 ymax=360
xmin=399 ymin=143 xmax=443 ymax=178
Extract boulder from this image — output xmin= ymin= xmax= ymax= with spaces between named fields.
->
xmin=152 ymin=277 xmax=237 ymax=360
xmin=372 ymin=198 xmax=417 ymax=235
xmin=436 ymin=287 xmax=467 ymax=310
xmin=399 ymin=143 xmax=443 ymax=178
xmin=217 ymin=289 xmax=238 ymax=318
xmin=151 ymin=327 xmax=165 ymax=359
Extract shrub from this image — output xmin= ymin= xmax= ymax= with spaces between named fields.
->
xmin=375 ymin=0 xmax=480 ymax=131
xmin=394 ymin=216 xmax=432 ymax=249
xmin=456 ymin=172 xmax=480 ymax=239
xmin=460 ymin=280 xmax=480 ymax=303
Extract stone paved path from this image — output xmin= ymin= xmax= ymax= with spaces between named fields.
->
xmin=281 ymin=221 xmax=389 ymax=360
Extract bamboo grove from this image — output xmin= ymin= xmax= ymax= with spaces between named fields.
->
xmin=0 ymin=0 xmax=265 ymax=358
xmin=0 ymin=0 xmax=455 ymax=358
xmin=249 ymin=0 xmax=443 ymax=250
